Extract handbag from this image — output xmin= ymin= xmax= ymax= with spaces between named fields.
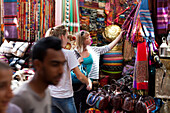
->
xmin=86 ymin=88 xmax=109 ymax=110
xmin=135 ymin=96 xmax=156 ymax=113
xmin=71 ymin=50 xmax=88 ymax=91
xmin=85 ymin=108 xmax=109 ymax=113
xmin=71 ymin=63 xmax=87 ymax=84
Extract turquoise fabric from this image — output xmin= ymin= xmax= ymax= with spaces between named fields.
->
xmin=83 ymin=54 xmax=93 ymax=75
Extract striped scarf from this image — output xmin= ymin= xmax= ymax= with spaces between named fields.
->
xmin=139 ymin=0 xmax=155 ymax=39
xmin=157 ymin=0 xmax=169 ymax=35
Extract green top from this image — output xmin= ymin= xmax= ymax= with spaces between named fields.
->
xmin=83 ymin=54 xmax=93 ymax=76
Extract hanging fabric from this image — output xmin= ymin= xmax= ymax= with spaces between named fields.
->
xmin=74 ymin=0 xmax=80 ymax=32
xmin=16 ymin=0 xmax=55 ymax=41
xmin=139 ymin=0 xmax=155 ymax=39
xmin=3 ymin=0 xmax=18 ymax=39
xmin=62 ymin=0 xmax=70 ymax=31
xmin=55 ymin=0 xmax=62 ymax=26
xmin=134 ymin=41 xmax=149 ymax=90
xmin=130 ymin=1 xmax=145 ymax=45
xmin=0 ymin=0 xmax=4 ymax=42
xmin=62 ymin=0 xmax=80 ymax=34
xmin=156 ymin=0 xmax=169 ymax=35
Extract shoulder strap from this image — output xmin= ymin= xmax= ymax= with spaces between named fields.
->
xmin=74 ymin=50 xmax=81 ymax=59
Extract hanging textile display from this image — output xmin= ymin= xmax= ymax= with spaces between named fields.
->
xmin=17 ymin=0 xmax=55 ymax=41
xmin=0 ymin=0 xmax=3 ymax=42
xmin=55 ymin=0 xmax=62 ymax=26
xmin=3 ymin=0 xmax=18 ymax=39
xmin=133 ymin=41 xmax=149 ymax=91
xmin=62 ymin=0 xmax=80 ymax=34
xmin=62 ymin=0 xmax=70 ymax=31
xmin=139 ymin=0 xmax=155 ymax=39
xmin=157 ymin=0 xmax=169 ymax=35
xmin=2 ymin=0 xmax=55 ymax=41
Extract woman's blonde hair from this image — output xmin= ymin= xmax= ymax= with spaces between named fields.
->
xmin=76 ymin=30 xmax=90 ymax=53
xmin=45 ymin=25 xmax=67 ymax=38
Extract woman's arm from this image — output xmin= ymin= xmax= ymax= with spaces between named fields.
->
xmin=73 ymin=66 xmax=92 ymax=90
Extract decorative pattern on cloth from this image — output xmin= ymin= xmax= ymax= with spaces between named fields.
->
xmin=16 ymin=0 xmax=55 ymax=41
xmin=4 ymin=0 xmax=18 ymax=39
xmin=157 ymin=0 xmax=170 ymax=35
xmin=139 ymin=0 xmax=155 ymax=38
xmin=135 ymin=41 xmax=149 ymax=90
xmin=62 ymin=0 xmax=80 ymax=34
xmin=123 ymin=39 xmax=135 ymax=61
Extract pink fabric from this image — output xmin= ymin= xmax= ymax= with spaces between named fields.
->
xmin=55 ymin=0 xmax=62 ymax=26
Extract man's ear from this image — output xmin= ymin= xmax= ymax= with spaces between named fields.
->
xmin=60 ymin=35 xmax=64 ymax=40
xmin=33 ymin=59 xmax=42 ymax=71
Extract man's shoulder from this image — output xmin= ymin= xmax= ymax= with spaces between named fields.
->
xmin=7 ymin=103 xmax=22 ymax=113
xmin=12 ymin=83 xmax=32 ymax=100
xmin=62 ymin=48 xmax=74 ymax=54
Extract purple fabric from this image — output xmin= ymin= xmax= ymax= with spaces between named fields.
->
xmin=4 ymin=2 xmax=18 ymax=39
xmin=4 ymin=26 xmax=18 ymax=39
xmin=4 ymin=2 xmax=17 ymax=16
xmin=157 ymin=0 xmax=169 ymax=35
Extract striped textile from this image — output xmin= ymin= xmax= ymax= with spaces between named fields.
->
xmin=157 ymin=0 xmax=169 ymax=35
xmin=103 ymin=56 xmax=123 ymax=60
xmin=139 ymin=0 xmax=155 ymax=38
xmin=4 ymin=0 xmax=18 ymax=39
xmin=102 ymin=49 xmax=123 ymax=80
xmin=62 ymin=0 xmax=80 ymax=34
xmin=16 ymin=0 xmax=55 ymax=41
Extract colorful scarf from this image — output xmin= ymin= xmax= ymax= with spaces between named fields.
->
xmin=139 ymin=0 xmax=155 ymax=39
xmin=134 ymin=41 xmax=149 ymax=90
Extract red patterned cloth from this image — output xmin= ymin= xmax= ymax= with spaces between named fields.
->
xmin=136 ymin=41 xmax=149 ymax=90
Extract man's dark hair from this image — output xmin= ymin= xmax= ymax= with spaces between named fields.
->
xmin=31 ymin=36 xmax=62 ymax=61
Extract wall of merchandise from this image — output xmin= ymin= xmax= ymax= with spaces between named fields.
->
xmin=79 ymin=0 xmax=137 ymax=45
xmin=0 ymin=0 xmax=55 ymax=42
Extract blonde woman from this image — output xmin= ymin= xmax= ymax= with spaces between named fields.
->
xmin=73 ymin=30 xmax=124 ymax=112
xmin=45 ymin=25 xmax=92 ymax=113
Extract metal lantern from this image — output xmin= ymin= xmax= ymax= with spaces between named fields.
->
xmin=159 ymin=37 xmax=168 ymax=57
